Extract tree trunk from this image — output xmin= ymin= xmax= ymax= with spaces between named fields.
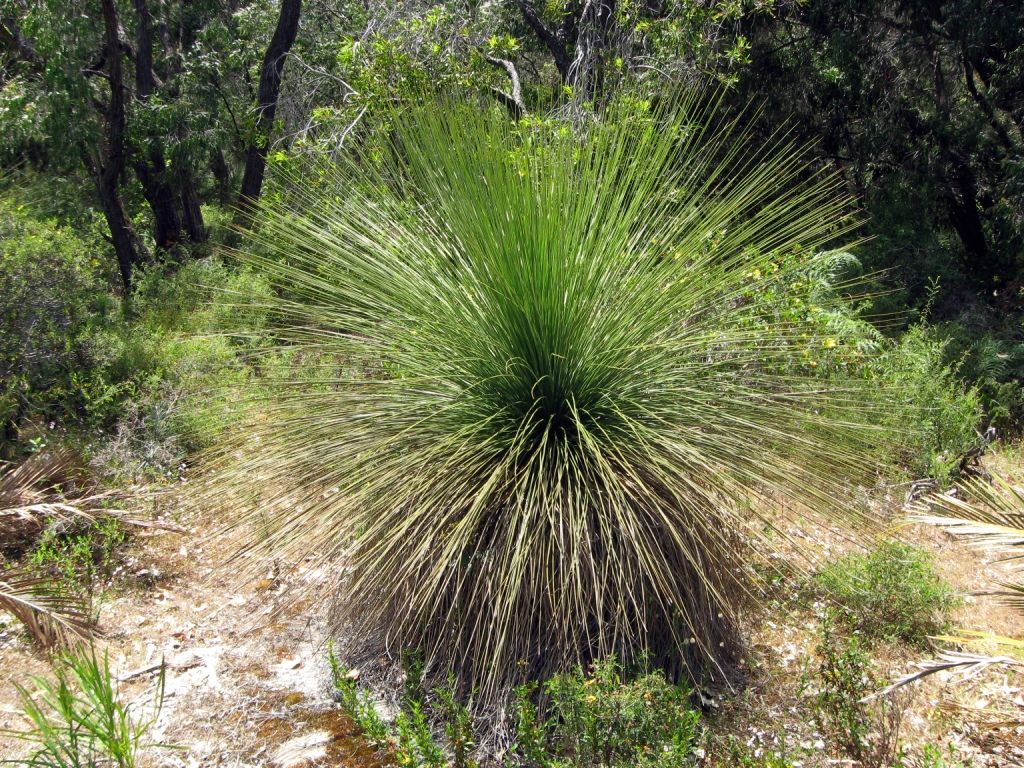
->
xmin=100 ymin=0 xmax=147 ymax=290
xmin=97 ymin=165 xmax=147 ymax=290
xmin=133 ymin=156 xmax=182 ymax=249
xmin=516 ymin=0 xmax=574 ymax=82
xmin=177 ymin=164 xmax=207 ymax=243
xmin=237 ymin=0 xmax=301 ymax=214
xmin=946 ymin=165 xmax=1000 ymax=288
xmin=211 ymin=148 xmax=233 ymax=204
xmin=133 ymin=0 xmax=184 ymax=251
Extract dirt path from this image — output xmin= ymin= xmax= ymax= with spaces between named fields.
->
xmin=0 ymin=511 xmax=383 ymax=767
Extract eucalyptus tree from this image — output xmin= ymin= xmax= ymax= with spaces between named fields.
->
xmin=0 ymin=0 xmax=301 ymax=285
xmin=0 ymin=0 xmax=149 ymax=287
xmin=742 ymin=0 xmax=1024 ymax=302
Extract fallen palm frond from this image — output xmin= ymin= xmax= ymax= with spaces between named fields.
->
xmin=0 ymin=450 xmax=110 ymax=548
xmin=912 ymin=476 xmax=1024 ymax=609
xmin=0 ymin=569 xmax=95 ymax=648
xmin=197 ymin=95 xmax=904 ymax=705
xmin=869 ymin=476 xmax=1024 ymax=726
xmin=0 ymin=451 xmax=177 ymax=648
xmin=933 ymin=629 xmax=1024 ymax=651
xmin=867 ymin=651 xmax=1022 ymax=701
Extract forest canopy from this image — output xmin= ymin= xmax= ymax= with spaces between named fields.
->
xmin=1 ymin=2 xmax=1019 ymax=436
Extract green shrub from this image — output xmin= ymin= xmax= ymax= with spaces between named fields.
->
xmin=871 ymin=326 xmax=983 ymax=481
xmin=813 ymin=614 xmax=907 ymax=767
xmin=814 ymin=614 xmax=873 ymax=759
xmin=935 ymin=323 xmax=1024 ymax=436
xmin=0 ymin=195 xmax=269 ymax=465
xmin=0 ymin=200 xmax=112 ymax=450
xmin=731 ymin=247 xmax=982 ymax=479
xmin=718 ymin=739 xmax=804 ymax=768
xmin=915 ymin=743 xmax=972 ymax=768
xmin=816 ymin=540 xmax=955 ymax=646
xmin=28 ymin=516 xmax=126 ymax=605
xmin=205 ymin=98 xmax=904 ymax=703
xmin=513 ymin=658 xmax=701 ymax=767
xmin=328 ymin=648 xmax=457 ymax=768
xmin=327 ymin=648 xmax=392 ymax=749
xmin=0 ymin=648 xmax=167 ymax=767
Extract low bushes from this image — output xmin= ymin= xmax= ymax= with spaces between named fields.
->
xmin=816 ymin=540 xmax=956 ymax=646
xmin=513 ymin=659 xmax=701 ymax=767
xmin=811 ymin=614 xmax=908 ymax=767
xmin=0 ymin=196 xmax=271 ymax=475
xmin=330 ymin=651 xmax=702 ymax=768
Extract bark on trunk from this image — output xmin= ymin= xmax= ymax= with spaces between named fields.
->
xmin=178 ymin=164 xmax=207 ymax=243
xmin=133 ymin=0 xmax=184 ymax=250
xmin=946 ymin=165 xmax=999 ymax=287
xmin=100 ymin=0 xmax=147 ymax=290
xmin=237 ymin=0 xmax=301 ymax=214
xmin=97 ymin=169 xmax=147 ymax=290
xmin=211 ymin=148 xmax=233 ymax=204
xmin=133 ymin=156 xmax=182 ymax=249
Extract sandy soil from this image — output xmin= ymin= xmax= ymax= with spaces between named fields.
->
xmin=0 ymin=508 xmax=386 ymax=767
xmin=2 ymin=453 xmax=1024 ymax=766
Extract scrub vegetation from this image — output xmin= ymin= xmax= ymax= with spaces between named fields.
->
xmin=1 ymin=1 xmax=1021 ymax=765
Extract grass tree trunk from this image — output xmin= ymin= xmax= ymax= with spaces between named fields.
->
xmin=237 ymin=0 xmax=301 ymax=216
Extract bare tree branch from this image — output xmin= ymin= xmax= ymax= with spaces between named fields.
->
xmin=485 ymin=54 xmax=526 ymax=119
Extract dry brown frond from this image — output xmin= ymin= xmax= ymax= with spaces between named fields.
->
xmin=0 ymin=569 xmax=95 ymax=648
xmin=0 ymin=449 xmax=107 ymax=550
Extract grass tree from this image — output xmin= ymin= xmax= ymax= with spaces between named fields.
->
xmin=206 ymin=95 xmax=897 ymax=704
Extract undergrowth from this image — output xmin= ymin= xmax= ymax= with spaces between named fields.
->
xmin=25 ymin=516 xmax=127 ymax=620
xmin=513 ymin=657 xmax=702 ymax=767
xmin=0 ymin=648 xmax=168 ymax=767
xmin=816 ymin=540 xmax=956 ymax=646
xmin=329 ymin=650 xmax=701 ymax=767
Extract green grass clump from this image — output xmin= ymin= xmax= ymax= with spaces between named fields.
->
xmin=204 ymin=95 xmax=904 ymax=704
xmin=817 ymin=540 xmax=956 ymax=646
xmin=1 ymin=648 xmax=167 ymax=767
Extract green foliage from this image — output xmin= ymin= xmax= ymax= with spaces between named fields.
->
xmin=0 ymin=648 xmax=167 ymax=767
xmin=0 ymin=190 xmax=271 ymax=469
xmin=812 ymin=613 xmax=911 ymax=767
xmin=435 ymin=683 xmax=475 ymax=768
xmin=0 ymin=198 xmax=112 ymax=443
xmin=718 ymin=738 xmax=804 ymax=768
xmin=394 ymin=699 xmax=446 ymax=768
xmin=935 ymin=321 xmax=1024 ymax=436
xmin=327 ymin=648 xmax=391 ymax=749
xmin=915 ymin=743 xmax=972 ymax=768
xmin=814 ymin=614 xmax=873 ymax=759
xmin=329 ymin=647 xmax=465 ymax=768
xmin=731 ymin=246 xmax=983 ymax=479
xmin=512 ymin=658 xmax=701 ymax=767
xmin=871 ymin=327 xmax=983 ymax=481
xmin=330 ymin=650 xmax=695 ymax=768
xmin=817 ymin=540 xmax=956 ymax=646
xmin=207 ymin=96 xmax=907 ymax=704
xmin=28 ymin=517 xmax=126 ymax=601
